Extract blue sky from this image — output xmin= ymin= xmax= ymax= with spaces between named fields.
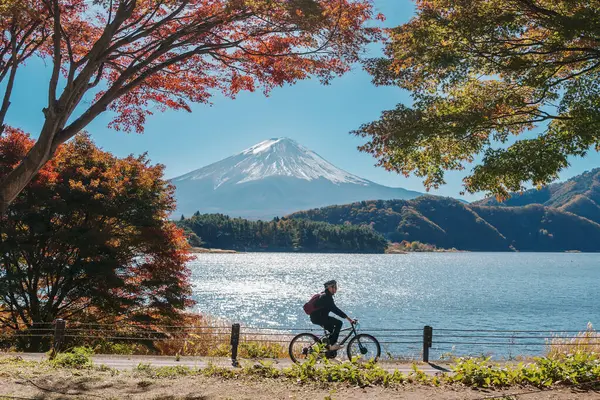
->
xmin=4 ymin=0 xmax=600 ymax=201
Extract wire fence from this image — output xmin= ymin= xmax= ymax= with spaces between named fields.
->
xmin=1 ymin=320 xmax=599 ymax=362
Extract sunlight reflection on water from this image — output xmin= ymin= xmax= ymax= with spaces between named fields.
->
xmin=189 ymin=252 xmax=600 ymax=357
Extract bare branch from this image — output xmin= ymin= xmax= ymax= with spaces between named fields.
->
xmin=113 ymin=0 xmax=166 ymax=37
xmin=88 ymin=63 xmax=105 ymax=88
xmin=48 ymin=0 xmax=62 ymax=109
xmin=61 ymin=25 xmax=76 ymax=87
xmin=0 ymin=29 xmax=19 ymax=134
xmin=107 ymin=0 xmax=114 ymax=26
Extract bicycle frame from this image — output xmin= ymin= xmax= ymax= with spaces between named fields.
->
xmin=289 ymin=322 xmax=380 ymax=364
xmin=318 ymin=323 xmax=359 ymax=347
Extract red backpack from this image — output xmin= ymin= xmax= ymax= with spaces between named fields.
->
xmin=303 ymin=293 xmax=322 ymax=315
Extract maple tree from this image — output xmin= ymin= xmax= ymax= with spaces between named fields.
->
xmin=0 ymin=129 xmax=193 ymax=336
xmin=0 ymin=0 xmax=379 ymax=212
xmin=354 ymin=0 xmax=600 ymax=199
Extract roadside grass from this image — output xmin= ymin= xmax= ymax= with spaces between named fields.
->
xmin=2 ymin=346 xmax=597 ymax=390
xmin=546 ymin=322 xmax=600 ymax=359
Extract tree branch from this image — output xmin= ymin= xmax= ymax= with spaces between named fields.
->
xmin=54 ymin=40 xmax=243 ymax=146
xmin=48 ymin=0 xmax=62 ymax=109
xmin=0 ymin=30 xmax=19 ymax=135
xmin=515 ymin=0 xmax=561 ymax=18
xmin=104 ymin=0 xmax=190 ymax=58
xmin=88 ymin=63 xmax=105 ymax=88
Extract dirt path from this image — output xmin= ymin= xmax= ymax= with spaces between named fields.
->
xmin=1 ymin=355 xmax=600 ymax=400
xmin=2 ymin=372 xmax=600 ymax=400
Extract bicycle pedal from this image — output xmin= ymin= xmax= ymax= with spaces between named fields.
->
xmin=325 ymin=350 xmax=338 ymax=359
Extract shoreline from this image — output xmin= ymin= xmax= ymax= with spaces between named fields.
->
xmin=189 ymin=247 xmax=238 ymax=254
xmin=189 ymin=247 xmax=462 ymax=254
xmin=190 ymin=248 xmax=595 ymax=254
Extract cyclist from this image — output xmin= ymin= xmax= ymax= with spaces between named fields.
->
xmin=309 ymin=280 xmax=356 ymax=350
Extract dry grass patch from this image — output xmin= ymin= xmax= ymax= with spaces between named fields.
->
xmin=546 ymin=323 xmax=600 ymax=359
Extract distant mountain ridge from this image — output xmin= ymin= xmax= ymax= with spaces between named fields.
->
xmin=289 ymin=195 xmax=600 ymax=252
xmin=171 ymin=138 xmax=422 ymax=218
xmin=475 ymin=168 xmax=600 ymax=224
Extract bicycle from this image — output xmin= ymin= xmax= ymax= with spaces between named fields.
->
xmin=289 ymin=320 xmax=381 ymax=364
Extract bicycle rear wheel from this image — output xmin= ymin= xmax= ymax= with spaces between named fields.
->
xmin=347 ymin=334 xmax=381 ymax=362
xmin=289 ymin=333 xmax=320 ymax=364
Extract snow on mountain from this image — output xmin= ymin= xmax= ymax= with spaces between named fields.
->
xmin=171 ymin=138 xmax=423 ymax=219
xmin=172 ymin=138 xmax=369 ymax=187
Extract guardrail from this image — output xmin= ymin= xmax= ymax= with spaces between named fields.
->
xmin=2 ymin=320 xmax=598 ymax=366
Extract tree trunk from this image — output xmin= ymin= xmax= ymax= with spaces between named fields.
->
xmin=0 ymin=123 xmax=58 ymax=213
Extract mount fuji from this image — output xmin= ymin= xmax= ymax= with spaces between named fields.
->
xmin=171 ymin=138 xmax=423 ymax=219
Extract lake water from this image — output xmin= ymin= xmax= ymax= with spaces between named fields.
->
xmin=188 ymin=252 xmax=600 ymax=359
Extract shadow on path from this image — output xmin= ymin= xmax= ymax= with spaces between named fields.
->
xmin=427 ymin=362 xmax=451 ymax=373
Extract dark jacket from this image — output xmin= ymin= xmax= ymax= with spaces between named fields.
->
xmin=310 ymin=290 xmax=347 ymax=320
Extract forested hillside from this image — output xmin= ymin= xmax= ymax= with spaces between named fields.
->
xmin=178 ymin=213 xmax=388 ymax=253
xmin=290 ymin=196 xmax=600 ymax=252
xmin=476 ymin=168 xmax=600 ymax=225
xmin=471 ymin=205 xmax=600 ymax=252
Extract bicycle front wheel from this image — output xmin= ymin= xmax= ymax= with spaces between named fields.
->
xmin=289 ymin=333 xmax=320 ymax=364
xmin=347 ymin=334 xmax=381 ymax=362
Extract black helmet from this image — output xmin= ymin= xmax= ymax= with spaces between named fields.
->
xmin=324 ymin=280 xmax=337 ymax=288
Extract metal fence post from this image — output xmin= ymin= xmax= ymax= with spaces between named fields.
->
xmin=230 ymin=323 xmax=240 ymax=367
xmin=53 ymin=319 xmax=66 ymax=354
xmin=423 ymin=325 xmax=433 ymax=363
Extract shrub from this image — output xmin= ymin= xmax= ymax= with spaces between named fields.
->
xmin=51 ymin=347 xmax=93 ymax=369
xmin=282 ymin=350 xmax=408 ymax=387
xmin=449 ymin=353 xmax=600 ymax=388
xmin=93 ymin=341 xmax=147 ymax=355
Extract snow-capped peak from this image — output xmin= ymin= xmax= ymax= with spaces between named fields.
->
xmin=242 ymin=138 xmax=284 ymax=155
xmin=172 ymin=137 xmax=371 ymax=188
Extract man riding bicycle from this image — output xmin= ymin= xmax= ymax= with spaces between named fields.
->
xmin=308 ymin=280 xmax=356 ymax=351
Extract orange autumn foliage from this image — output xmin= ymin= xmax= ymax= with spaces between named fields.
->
xmin=0 ymin=128 xmax=193 ymax=333
xmin=0 ymin=0 xmax=380 ymax=212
